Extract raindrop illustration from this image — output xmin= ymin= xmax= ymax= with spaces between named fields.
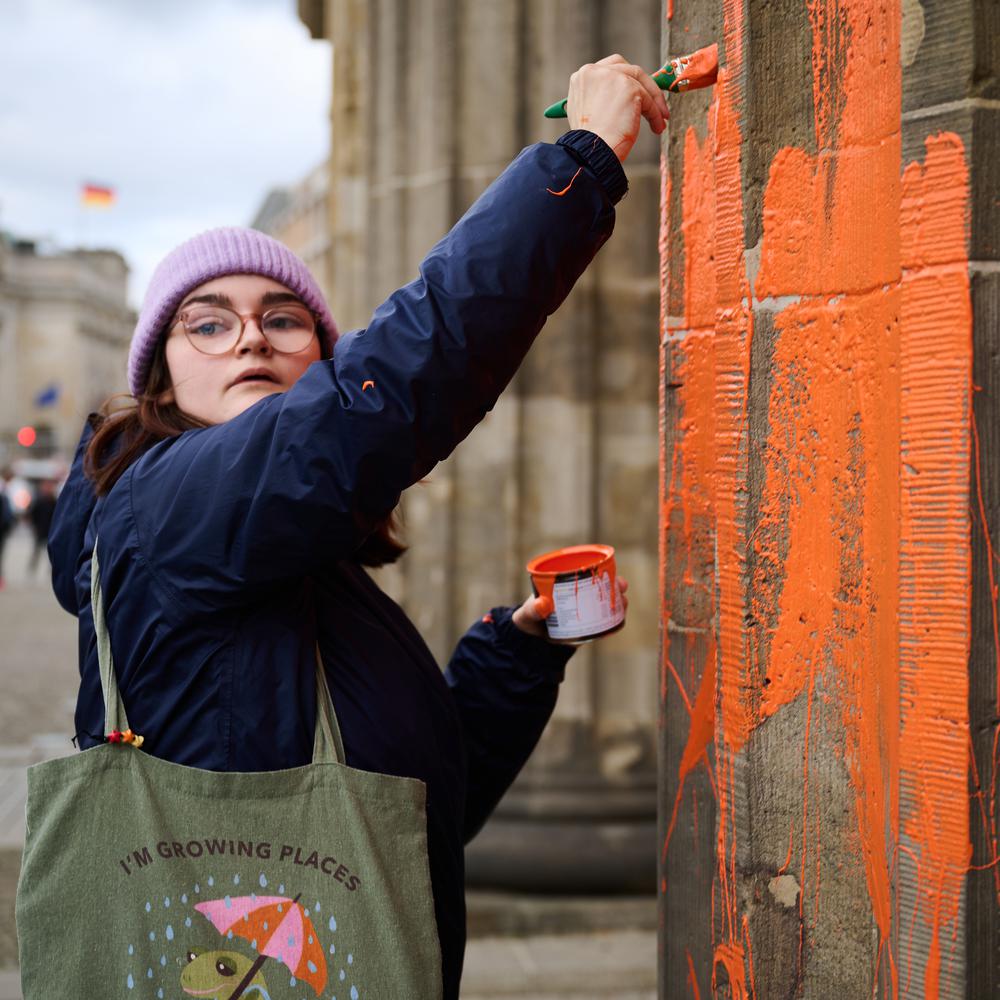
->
xmin=328 ymin=916 xmax=337 ymax=932
xmin=227 ymin=930 xmax=234 ymax=939
xmin=166 ymin=925 xmax=174 ymax=941
xmin=305 ymin=908 xmax=311 ymax=918
xmin=157 ymin=991 xmax=164 ymax=999
xmin=314 ymin=900 xmax=321 ymax=911
xmin=329 ymin=943 xmax=336 ymax=955
xmin=126 ymin=973 xmax=134 ymax=989
xmin=288 ymin=935 xmax=296 ymax=948
xmin=290 ymin=977 xmax=297 ymax=987
xmin=340 ymin=969 xmax=346 ymax=981
xmin=160 ymin=955 xmax=166 ymax=967
xmin=164 ymin=897 xmax=171 ymax=908
xmin=251 ymin=939 xmax=258 ymax=950
xmin=146 ymin=967 xmax=153 ymax=979
xmin=348 ymin=954 xmax=353 ymax=965
xmin=308 ymin=934 xmax=314 ymax=944
xmin=128 ymin=944 xmax=134 ymax=956
xmin=233 ymin=873 xmax=241 ymax=885
xmin=259 ymin=873 xmax=268 ymax=888
xmin=194 ymin=883 xmax=200 ymax=894
xmin=144 ymin=901 xmax=151 ymax=913
xmin=351 ymin=988 xmax=359 ymax=1000
xmin=148 ymin=931 xmax=156 ymax=942
xmin=279 ymin=884 xmax=285 ymax=893
xmin=307 ymin=960 xmax=318 ymax=974
xmin=181 ymin=893 xmax=188 ymax=904
xmin=207 ymin=875 xmax=215 ymax=886
xmin=224 ymin=895 xmax=233 ymax=909
xmin=185 ymin=917 xmax=192 ymax=928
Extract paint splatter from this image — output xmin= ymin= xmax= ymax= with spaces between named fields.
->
xmin=546 ymin=166 xmax=583 ymax=197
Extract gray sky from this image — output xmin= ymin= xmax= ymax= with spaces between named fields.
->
xmin=0 ymin=0 xmax=330 ymax=307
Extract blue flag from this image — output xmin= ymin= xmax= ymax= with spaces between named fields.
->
xmin=33 ymin=383 xmax=60 ymax=407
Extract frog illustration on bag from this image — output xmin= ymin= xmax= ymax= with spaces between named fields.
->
xmin=181 ymin=947 xmax=271 ymax=999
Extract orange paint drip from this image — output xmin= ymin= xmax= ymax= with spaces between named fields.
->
xmin=546 ymin=165 xmax=583 ymax=197
xmin=898 ymin=133 xmax=972 ymax=1000
xmin=685 ymin=948 xmax=701 ymax=1000
xmin=663 ymin=639 xmax=716 ymax=861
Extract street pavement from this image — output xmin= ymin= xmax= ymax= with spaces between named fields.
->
xmin=0 ymin=526 xmax=655 ymax=998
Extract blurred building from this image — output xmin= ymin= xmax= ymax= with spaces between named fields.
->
xmin=250 ymin=160 xmax=332 ymax=304
xmin=0 ymin=233 xmax=134 ymax=464
xmin=299 ymin=0 xmax=663 ymax=895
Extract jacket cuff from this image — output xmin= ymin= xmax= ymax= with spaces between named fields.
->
xmin=489 ymin=606 xmax=576 ymax=684
xmin=556 ymin=130 xmax=628 ymax=205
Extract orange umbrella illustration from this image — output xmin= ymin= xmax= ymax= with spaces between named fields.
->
xmin=194 ymin=892 xmax=327 ymax=999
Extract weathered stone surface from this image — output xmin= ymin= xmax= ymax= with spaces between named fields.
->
xmin=969 ymin=270 xmax=1000 ymax=997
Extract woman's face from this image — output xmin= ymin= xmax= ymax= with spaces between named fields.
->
xmin=164 ymin=274 xmax=323 ymax=425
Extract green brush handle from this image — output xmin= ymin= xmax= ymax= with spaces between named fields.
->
xmin=543 ymin=63 xmax=681 ymax=119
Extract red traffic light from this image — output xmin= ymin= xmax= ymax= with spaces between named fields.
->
xmin=17 ymin=426 xmax=36 ymax=447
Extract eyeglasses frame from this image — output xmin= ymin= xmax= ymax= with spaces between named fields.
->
xmin=171 ymin=301 xmax=320 ymax=357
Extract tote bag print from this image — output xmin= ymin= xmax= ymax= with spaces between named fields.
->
xmin=122 ymin=859 xmax=361 ymax=1000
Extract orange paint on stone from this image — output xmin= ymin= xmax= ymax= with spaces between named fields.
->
xmin=685 ymin=948 xmax=701 ymax=1000
xmin=898 ymin=133 xmax=972 ymax=1000
xmin=663 ymin=2 xmax=974 ymax=997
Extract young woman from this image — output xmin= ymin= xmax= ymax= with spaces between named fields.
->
xmin=45 ymin=57 xmax=667 ymax=999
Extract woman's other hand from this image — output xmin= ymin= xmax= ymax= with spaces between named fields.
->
xmin=566 ymin=55 xmax=669 ymax=162
xmin=512 ymin=578 xmax=630 ymax=640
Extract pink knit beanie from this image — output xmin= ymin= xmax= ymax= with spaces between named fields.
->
xmin=127 ymin=227 xmax=338 ymax=397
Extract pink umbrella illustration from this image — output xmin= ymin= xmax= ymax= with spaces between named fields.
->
xmin=194 ymin=892 xmax=327 ymax=999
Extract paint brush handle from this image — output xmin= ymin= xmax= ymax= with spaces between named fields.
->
xmin=543 ymin=43 xmax=719 ymax=119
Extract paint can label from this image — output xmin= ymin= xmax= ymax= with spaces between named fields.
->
xmin=546 ymin=571 xmax=624 ymax=641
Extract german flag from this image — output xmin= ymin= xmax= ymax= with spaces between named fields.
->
xmin=80 ymin=182 xmax=116 ymax=208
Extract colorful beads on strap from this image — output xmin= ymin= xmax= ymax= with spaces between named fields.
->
xmin=72 ymin=728 xmax=145 ymax=749
xmin=112 ymin=729 xmax=144 ymax=748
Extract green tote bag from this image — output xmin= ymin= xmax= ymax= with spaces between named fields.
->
xmin=16 ymin=545 xmax=443 ymax=999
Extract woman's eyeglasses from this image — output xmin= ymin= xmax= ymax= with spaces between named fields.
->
xmin=173 ymin=303 xmax=317 ymax=356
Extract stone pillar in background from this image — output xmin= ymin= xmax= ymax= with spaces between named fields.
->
xmin=301 ymin=0 xmax=663 ymax=891
xmin=659 ymin=0 xmax=999 ymax=996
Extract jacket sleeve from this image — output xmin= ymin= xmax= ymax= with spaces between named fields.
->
xmin=444 ymin=608 xmax=575 ymax=843
xmin=48 ymin=417 xmax=99 ymax=615
xmin=125 ymin=137 xmax=623 ymax=613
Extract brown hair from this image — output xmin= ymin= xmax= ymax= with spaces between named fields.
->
xmin=84 ymin=339 xmax=406 ymax=567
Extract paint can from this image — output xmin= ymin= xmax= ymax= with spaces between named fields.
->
xmin=526 ymin=544 xmax=625 ymax=643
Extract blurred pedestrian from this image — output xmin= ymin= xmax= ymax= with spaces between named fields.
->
xmin=23 ymin=56 xmax=660 ymax=999
xmin=27 ymin=479 xmax=58 ymax=576
xmin=0 ymin=466 xmax=14 ymax=590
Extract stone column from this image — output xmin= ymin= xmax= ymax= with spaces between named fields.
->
xmin=659 ymin=0 xmax=1000 ymax=995
xmin=304 ymin=0 xmax=663 ymax=893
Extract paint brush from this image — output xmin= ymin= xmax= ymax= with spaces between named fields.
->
xmin=543 ymin=42 xmax=719 ymax=118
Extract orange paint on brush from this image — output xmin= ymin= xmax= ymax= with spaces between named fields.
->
xmin=898 ymin=133 xmax=972 ymax=1000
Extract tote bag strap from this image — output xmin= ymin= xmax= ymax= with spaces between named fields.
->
xmin=312 ymin=644 xmax=346 ymax=766
xmin=90 ymin=540 xmax=130 ymax=735
xmin=91 ymin=540 xmax=345 ymax=764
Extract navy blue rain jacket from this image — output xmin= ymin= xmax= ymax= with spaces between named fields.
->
xmin=48 ymin=131 xmax=626 ymax=1000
